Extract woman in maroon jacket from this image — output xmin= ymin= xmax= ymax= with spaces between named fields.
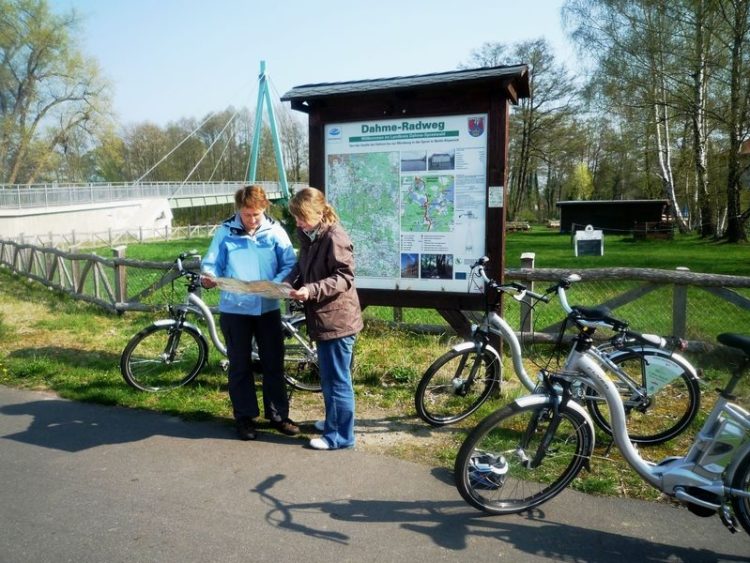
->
xmin=285 ymin=187 xmax=363 ymax=450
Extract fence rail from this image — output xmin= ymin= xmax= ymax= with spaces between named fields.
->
xmin=1 ymin=238 xmax=749 ymax=347
xmin=9 ymin=224 xmax=221 ymax=250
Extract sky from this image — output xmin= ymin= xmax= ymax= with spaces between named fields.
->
xmin=50 ymin=0 xmax=576 ymax=127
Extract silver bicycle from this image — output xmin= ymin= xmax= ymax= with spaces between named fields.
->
xmin=454 ymin=317 xmax=750 ymax=535
xmin=119 ymin=252 xmax=320 ymax=393
xmin=415 ymin=257 xmax=700 ymax=445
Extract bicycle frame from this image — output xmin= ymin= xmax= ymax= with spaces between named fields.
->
xmin=561 ymin=342 xmax=750 ymax=510
xmin=470 ymin=261 xmax=685 ymax=395
xmin=173 ymin=289 xmax=317 ymax=365
xmin=172 ymin=292 xmax=227 ymax=355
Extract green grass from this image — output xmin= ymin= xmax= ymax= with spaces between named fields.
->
xmin=504 ymin=228 xmax=750 ymax=275
xmin=3 ymin=229 xmax=749 ymax=503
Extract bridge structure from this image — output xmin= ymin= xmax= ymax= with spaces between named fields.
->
xmin=1 ymin=61 xmax=301 ymax=245
xmin=0 ymin=180 xmax=301 ymax=245
xmin=0 ymin=180 xmax=291 ymax=210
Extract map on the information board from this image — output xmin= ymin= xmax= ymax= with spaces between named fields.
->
xmin=400 ymin=175 xmax=454 ymax=232
xmin=327 ymin=151 xmax=401 ymax=278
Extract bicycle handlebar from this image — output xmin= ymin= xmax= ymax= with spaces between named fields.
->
xmin=473 ymin=256 xmax=684 ymax=348
xmin=470 ymin=257 xmax=549 ymax=303
xmin=174 ymin=252 xmax=203 ymax=283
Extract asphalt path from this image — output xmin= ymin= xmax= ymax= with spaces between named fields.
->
xmin=0 ymin=386 xmax=747 ymax=562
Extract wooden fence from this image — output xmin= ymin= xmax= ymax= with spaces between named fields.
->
xmin=2 ymin=239 xmax=749 ymax=344
xmin=9 ymin=224 xmax=221 ymax=250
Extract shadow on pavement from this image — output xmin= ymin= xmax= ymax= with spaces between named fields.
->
xmin=251 ymin=473 xmax=746 ymax=562
xmin=0 ymin=398 xmax=233 ymax=451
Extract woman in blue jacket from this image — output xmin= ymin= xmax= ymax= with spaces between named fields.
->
xmin=201 ymin=185 xmax=299 ymax=441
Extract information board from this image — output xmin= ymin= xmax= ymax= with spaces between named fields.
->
xmin=324 ymin=114 xmax=488 ymax=292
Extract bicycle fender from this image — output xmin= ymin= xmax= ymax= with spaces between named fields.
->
xmin=513 ymin=393 xmax=597 ymax=447
xmin=668 ymin=351 xmax=700 ymax=379
xmin=450 ymin=340 xmax=502 ymax=363
xmin=152 ymin=319 xmax=204 ymax=337
xmin=608 ymin=347 xmax=700 ymax=380
xmin=726 ymin=440 xmax=750 ymax=484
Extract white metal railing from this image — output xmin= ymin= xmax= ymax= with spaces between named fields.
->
xmin=0 ymin=181 xmax=305 ymax=209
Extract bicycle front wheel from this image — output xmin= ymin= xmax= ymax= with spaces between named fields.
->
xmin=454 ymin=400 xmax=594 ymax=515
xmin=120 ymin=323 xmax=208 ymax=392
xmin=282 ymin=318 xmax=321 ymax=392
xmin=415 ymin=346 xmax=500 ymax=426
xmin=585 ymin=350 xmax=700 ymax=445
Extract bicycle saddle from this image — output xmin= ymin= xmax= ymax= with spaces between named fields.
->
xmin=571 ymin=305 xmax=628 ymax=330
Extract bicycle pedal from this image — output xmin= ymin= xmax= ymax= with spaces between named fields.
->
xmin=719 ymin=504 xmax=738 ymax=533
xmin=219 ymin=359 xmax=229 ymax=371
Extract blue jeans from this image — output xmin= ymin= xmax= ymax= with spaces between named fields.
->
xmin=317 ymin=335 xmax=356 ymax=449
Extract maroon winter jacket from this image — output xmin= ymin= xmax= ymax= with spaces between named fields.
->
xmin=284 ymin=222 xmax=364 ymax=342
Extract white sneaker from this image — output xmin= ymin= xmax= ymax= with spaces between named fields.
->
xmin=309 ymin=437 xmax=331 ymax=450
xmin=313 ymin=420 xmax=325 ymax=432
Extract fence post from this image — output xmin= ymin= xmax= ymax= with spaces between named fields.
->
xmin=673 ymin=266 xmax=690 ymax=338
xmin=112 ymin=245 xmax=127 ymax=314
xmin=520 ymin=252 xmax=536 ymax=333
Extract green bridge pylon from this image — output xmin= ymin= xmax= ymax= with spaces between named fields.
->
xmin=245 ymin=60 xmax=289 ymax=200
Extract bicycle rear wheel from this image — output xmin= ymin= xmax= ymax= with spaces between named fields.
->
xmin=585 ymin=350 xmax=700 ymax=445
xmin=415 ymin=346 xmax=500 ymax=426
xmin=454 ymin=400 xmax=594 ymax=515
xmin=120 ymin=323 xmax=208 ymax=392
xmin=282 ymin=318 xmax=321 ymax=392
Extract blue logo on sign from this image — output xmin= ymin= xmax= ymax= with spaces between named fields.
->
xmin=329 ymin=127 xmax=341 ymax=138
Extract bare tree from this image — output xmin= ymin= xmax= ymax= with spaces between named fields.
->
xmin=462 ymin=39 xmax=578 ymax=221
xmin=0 ymin=0 xmax=110 ymax=184
xmin=277 ymin=104 xmax=308 ymax=183
xmin=718 ymin=0 xmax=750 ymax=242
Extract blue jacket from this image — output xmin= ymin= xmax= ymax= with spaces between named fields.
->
xmin=201 ymin=213 xmax=296 ymax=315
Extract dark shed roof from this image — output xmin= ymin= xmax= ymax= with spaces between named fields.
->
xmin=556 ymin=199 xmax=669 ymax=234
xmin=281 ymin=64 xmax=530 ymax=111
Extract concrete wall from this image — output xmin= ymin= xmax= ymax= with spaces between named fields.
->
xmin=0 ymin=198 xmax=173 ymax=241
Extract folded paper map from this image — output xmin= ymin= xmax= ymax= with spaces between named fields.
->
xmin=213 ymin=277 xmax=293 ymax=299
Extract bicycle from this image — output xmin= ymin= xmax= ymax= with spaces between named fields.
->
xmin=119 ymin=252 xmax=320 ymax=393
xmin=453 ymin=324 xmax=750 ymax=536
xmin=414 ymin=257 xmax=700 ymax=446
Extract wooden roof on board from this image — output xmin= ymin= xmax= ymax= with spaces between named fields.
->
xmin=281 ymin=64 xmax=530 ymax=111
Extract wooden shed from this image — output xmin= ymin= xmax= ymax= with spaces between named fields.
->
xmin=556 ymin=199 xmax=670 ymax=234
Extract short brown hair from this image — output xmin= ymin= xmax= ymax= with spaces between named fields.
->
xmin=234 ymin=185 xmax=270 ymax=210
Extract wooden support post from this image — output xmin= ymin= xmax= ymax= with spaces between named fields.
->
xmin=520 ymin=252 xmax=536 ymax=333
xmin=112 ymin=245 xmax=127 ymax=315
xmin=673 ymin=266 xmax=689 ymax=338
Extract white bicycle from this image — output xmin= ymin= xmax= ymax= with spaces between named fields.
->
xmin=454 ymin=292 xmax=750 ymax=535
xmin=415 ymin=257 xmax=700 ymax=445
xmin=120 ymin=252 xmax=320 ymax=393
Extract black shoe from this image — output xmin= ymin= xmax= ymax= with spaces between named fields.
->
xmin=270 ymin=418 xmax=300 ymax=436
xmin=236 ymin=418 xmax=257 ymax=441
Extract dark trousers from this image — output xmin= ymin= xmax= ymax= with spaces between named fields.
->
xmin=219 ymin=309 xmax=288 ymax=422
